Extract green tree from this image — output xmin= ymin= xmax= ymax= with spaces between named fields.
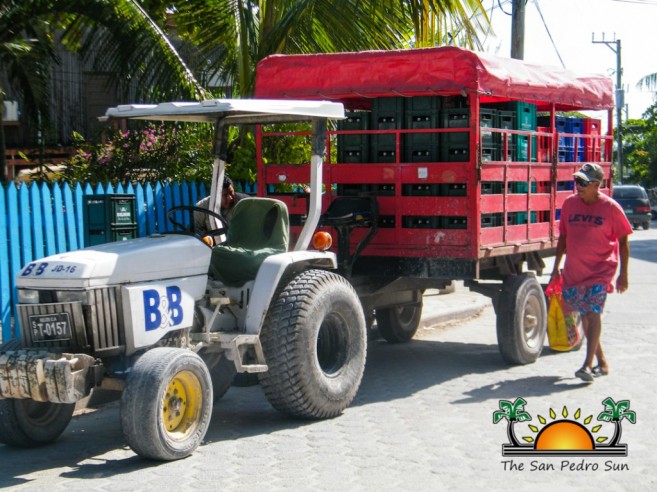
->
xmin=170 ymin=0 xmax=487 ymax=98
xmin=492 ymin=397 xmax=531 ymax=446
xmin=597 ymin=397 xmax=636 ymax=447
xmin=0 ymin=0 xmax=208 ymax=183
xmin=621 ymin=104 xmax=657 ymax=187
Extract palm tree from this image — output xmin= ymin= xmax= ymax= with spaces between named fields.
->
xmin=597 ymin=397 xmax=636 ymax=447
xmin=0 ymin=0 xmax=208 ymax=182
xmin=493 ymin=397 xmax=532 ymax=446
xmin=170 ymin=0 xmax=488 ymax=98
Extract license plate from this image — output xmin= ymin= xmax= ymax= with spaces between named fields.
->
xmin=29 ymin=313 xmax=72 ymax=342
xmin=624 ymin=208 xmax=633 ymax=214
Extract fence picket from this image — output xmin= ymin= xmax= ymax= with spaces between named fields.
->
xmin=63 ymin=184 xmax=78 ymax=251
xmin=0 ymin=185 xmax=10 ymax=341
xmin=19 ymin=184 xmax=33 ymax=267
xmin=40 ymin=183 xmax=56 ymax=257
xmin=29 ymin=183 xmax=44 ymax=260
xmin=7 ymin=185 xmax=21 ymax=337
xmin=53 ymin=184 xmax=67 ymax=253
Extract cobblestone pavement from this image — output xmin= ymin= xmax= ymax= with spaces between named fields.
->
xmin=1 ymin=231 xmax=656 ymax=491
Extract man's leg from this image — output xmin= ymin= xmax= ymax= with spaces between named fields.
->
xmin=582 ymin=312 xmax=603 ymax=370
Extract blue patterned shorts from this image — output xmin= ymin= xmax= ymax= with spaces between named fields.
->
xmin=562 ymin=284 xmax=608 ymax=315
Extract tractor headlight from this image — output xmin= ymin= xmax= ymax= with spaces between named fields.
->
xmin=55 ymin=290 xmax=89 ymax=303
xmin=17 ymin=289 xmax=40 ymax=304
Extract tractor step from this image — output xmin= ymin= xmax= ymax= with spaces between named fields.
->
xmin=211 ymin=333 xmax=269 ymax=373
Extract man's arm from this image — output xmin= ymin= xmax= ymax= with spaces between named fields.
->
xmin=615 ymin=235 xmax=630 ymax=293
xmin=551 ymin=233 xmax=566 ymax=279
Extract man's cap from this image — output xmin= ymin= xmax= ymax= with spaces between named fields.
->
xmin=573 ymin=163 xmax=604 ymax=183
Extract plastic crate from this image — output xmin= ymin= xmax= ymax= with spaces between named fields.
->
xmin=582 ymin=118 xmax=602 ymax=162
xmin=371 ymin=98 xmax=403 ymax=163
xmin=337 ymin=111 xmax=370 ymax=163
xmin=83 ymin=194 xmax=137 ymax=246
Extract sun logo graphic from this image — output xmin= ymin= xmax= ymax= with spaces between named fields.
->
xmin=493 ymin=397 xmax=636 ymax=457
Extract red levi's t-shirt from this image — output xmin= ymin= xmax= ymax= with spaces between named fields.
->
xmin=559 ymin=192 xmax=633 ymax=289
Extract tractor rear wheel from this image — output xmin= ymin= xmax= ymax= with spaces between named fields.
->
xmin=259 ymin=270 xmax=366 ymax=419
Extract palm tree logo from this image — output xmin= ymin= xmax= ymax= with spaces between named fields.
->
xmin=597 ymin=397 xmax=637 ymax=447
xmin=492 ymin=397 xmax=532 ymax=447
xmin=493 ymin=396 xmax=636 ymax=457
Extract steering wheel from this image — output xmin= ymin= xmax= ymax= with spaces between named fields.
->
xmin=167 ymin=205 xmax=229 ymax=239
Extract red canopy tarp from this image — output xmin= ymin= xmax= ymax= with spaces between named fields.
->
xmin=255 ymin=46 xmax=614 ymax=111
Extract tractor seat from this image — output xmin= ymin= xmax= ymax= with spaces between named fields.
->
xmin=209 ymin=198 xmax=289 ymax=286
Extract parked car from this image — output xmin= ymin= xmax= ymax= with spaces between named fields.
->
xmin=612 ymin=185 xmax=651 ymax=230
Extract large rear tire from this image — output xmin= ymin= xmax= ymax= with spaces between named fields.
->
xmin=0 ymin=399 xmax=74 ymax=448
xmin=496 ymin=273 xmax=547 ymax=365
xmin=121 ymin=348 xmax=213 ymax=461
xmin=259 ymin=270 xmax=366 ymax=419
xmin=375 ymin=295 xmax=423 ymax=343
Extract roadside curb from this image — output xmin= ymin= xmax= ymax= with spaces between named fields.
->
xmin=420 ymin=284 xmax=492 ymax=328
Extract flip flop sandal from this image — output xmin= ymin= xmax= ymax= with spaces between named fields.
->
xmin=592 ymin=365 xmax=609 ymax=376
xmin=575 ymin=367 xmax=595 ymax=383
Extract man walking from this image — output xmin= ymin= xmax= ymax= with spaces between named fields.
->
xmin=550 ymin=163 xmax=632 ymax=383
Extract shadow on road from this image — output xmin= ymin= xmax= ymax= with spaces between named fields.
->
xmin=0 ymin=335 xmax=569 ymax=482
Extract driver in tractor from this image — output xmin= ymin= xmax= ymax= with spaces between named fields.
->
xmin=194 ymin=175 xmax=249 ymax=239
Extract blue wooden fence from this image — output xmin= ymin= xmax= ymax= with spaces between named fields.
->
xmin=0 ymin=180 xmax=256 ymax=342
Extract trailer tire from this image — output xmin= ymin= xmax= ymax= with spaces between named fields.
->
xmin=259 ymin=270 xmax=366 ymax=419
xmin=375 ymin=296 xmax=423 ymax=343
xmin=496 ymin=273 xmax=547 ymax=365
xmin=121 ymin=348 xmax=212 ymax=461
xmin=0 ymin=399 xmax=74 ymax=448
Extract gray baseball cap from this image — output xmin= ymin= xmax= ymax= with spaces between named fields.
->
xmin=573 ymin=163 xmax=604 ymax=183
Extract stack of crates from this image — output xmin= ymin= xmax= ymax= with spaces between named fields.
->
xmin=582 ymin=118 xmax=601 ymax=162
xmin=404 ymin=96 xmax=441 ymax=162
xmin=566 ymin=117 xmax=584 ymax=162
xmin=479 ymin=108 xmax=498 ymax=162
xmin=440 ymin=107 xmax=470 ymax=162
xmin=337 ymin=111 xmax=370 ymax=163
xmin=511 ymin=102 xmax=536 ymax=162
xmin=370 ymin=97 xmax=403 ymax=163
xmin=538 ymin=115 xmax=570 ymax=162
xmin=496 ymin=109 xmax=516 ymax=161
xmin=83 ymin=194 xmax=137 ymax=246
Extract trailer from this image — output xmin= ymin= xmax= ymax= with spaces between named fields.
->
xmin=254 ymin=46 xmax=615 ymax=363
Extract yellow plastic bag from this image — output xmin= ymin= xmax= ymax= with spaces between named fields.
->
xmin=546 ymin=278 xmax=583 ymax=351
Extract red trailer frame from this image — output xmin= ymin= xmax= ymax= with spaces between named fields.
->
xmin=253 ymin=47 xmax=614 ymax=363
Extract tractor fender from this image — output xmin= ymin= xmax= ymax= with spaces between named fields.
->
xmin=244 ymin=251 xmax=337 ymax=335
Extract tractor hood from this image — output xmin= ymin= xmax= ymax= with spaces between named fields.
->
xmin=17 ymin=234 xmax=211 ymax=289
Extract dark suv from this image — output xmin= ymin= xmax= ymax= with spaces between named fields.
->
xmin=612 ymin=185 xmax=651 ymax=230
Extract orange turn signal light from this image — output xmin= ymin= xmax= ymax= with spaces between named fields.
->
xmin=312 ymin=231 xmax=332 ymax=251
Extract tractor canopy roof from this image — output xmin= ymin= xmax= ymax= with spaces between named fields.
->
xmin=255 ymin=46 xmax=614 ymax=111
xmin=103 ymin=99 xmax=345 ymax=124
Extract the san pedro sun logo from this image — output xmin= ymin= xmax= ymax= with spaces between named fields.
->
xmin=493 ymin=397 xmax=636 ymax=457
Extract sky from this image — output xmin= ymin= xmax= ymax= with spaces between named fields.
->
xmin=481 ymin=0 xmax=657 ymax=120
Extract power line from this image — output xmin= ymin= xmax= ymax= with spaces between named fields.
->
xmin=532 ymin=0 xmax=565 ymax=68
xmin=611 ymin=0 xmax=657 ymax=4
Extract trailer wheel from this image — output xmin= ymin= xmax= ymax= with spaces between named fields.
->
xmin=121 ymin=348 xmax=213 ymax=461
xmin=375 ymin=297 xmax=423 ymax=343
xmin=259 ymin=270 xmax=366 ymax=419
xmin=0 ymin=399 xmax=74 ymax=448
xmin=496 ymin=273 xmax=547 ymax=365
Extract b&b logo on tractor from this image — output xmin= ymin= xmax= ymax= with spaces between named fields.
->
xmin=143 ymin=286 xmax=184 ymax=331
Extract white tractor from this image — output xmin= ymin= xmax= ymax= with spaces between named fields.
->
xmin=0 ymin=99 xmax=367 ymax=460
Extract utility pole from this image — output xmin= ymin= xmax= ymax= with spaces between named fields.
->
xmin=593 ymin=34 xmax=623 ymax=183
xmin=511 ymin=0 xmax=526 ymax=59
